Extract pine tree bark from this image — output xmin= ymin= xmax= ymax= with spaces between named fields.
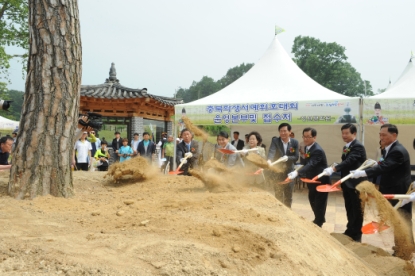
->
xmin=8 ymin=0 xmax=82 ymax=199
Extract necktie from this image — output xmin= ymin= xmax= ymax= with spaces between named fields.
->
xmin=187 ymin=144 xmax=190 ymax=152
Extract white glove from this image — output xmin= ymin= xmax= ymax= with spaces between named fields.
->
xmin=287 ymin=171 xmax=298 ymax=180
xmin=350 ymin=170 xmax=367 ymax=179
xmin=241 ymin=149 xmax=248 ymax=154
xmin=323 ymin=167 xmax=334 ymax=176
xmin=267 ymin=160 xmax=272 ymax=166
xmin=401 ymin=192 xmax=415 ymax=206
xmin=184 ymin=152 xmax=193 ymax=158
xmin=180 ymin=158 xmax=188 ymax=164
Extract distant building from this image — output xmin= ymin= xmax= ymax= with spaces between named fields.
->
xmin=80 ymin=63 xmax=182 ymax=141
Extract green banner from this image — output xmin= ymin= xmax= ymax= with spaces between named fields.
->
xmin=363 ymin=98 xmax=415 ymax=125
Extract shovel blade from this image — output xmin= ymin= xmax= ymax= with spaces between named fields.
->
xmin=169 ymin=170 xmax=184 ymax=175
xmin=253 ymin=169 xmax=263 ymax=175
xmin=277 ymin=177 xmax=291 ymax=185
xmin=301 ymin=178 xmax=321 ymax=184
xmin=316 ymin=184 xmax=341 ymax=192
xmin=362 ymin=221 xmax=390 ymax=234
xmin=217 ymin=148 xmax=235 ymax=154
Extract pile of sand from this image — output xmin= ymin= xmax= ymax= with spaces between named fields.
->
xmin=0 ymin=170 xmax=413 ymax=275
xmin=105 ymin=156 xmax=158 ymax=182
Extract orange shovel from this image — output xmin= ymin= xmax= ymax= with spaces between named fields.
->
xmin=278 ymin=165 xmax=304 ymax=185
xmin=317 ymin=159 xmax=377 ymax=193
xmin=169 ymin=154 xmax=191 ymax=175
xmin=362 ymin=194 xmax=411 ymax=234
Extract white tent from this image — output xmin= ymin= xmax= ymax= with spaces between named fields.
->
xmin=0 ymin=116 xmax=19 ymax=130
xmin=175 ymin=35 xmax=360 ymax=163
xmin=363 ymin=56 xmax=415 ymax=162
xmin=371 ymin=56 xmax=415 ymax=99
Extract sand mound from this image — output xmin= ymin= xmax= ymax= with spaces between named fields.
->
xmin=356 ymin=181 xmax=414 ymax=260
xmin=0 ymin=171 xmax=413 ymax=275
xmin=105 ymin=156 xmax=158 ymax=182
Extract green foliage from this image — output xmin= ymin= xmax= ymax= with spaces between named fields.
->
xmin=292 ymin=36 xmax=373 ymax=97
xmin=0 ymin=0 xmax=29 ymax=81
xmin=176 ymin=63 xmax=254 ymax=103
xmin=0 ymin=88 xmax=23 ymax=120
xmin=200 ymin=125 xmax=230 ymax=136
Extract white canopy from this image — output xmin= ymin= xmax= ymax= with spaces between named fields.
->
xmin=371 ymin=56 xmax=415 ymax=99
xmin=0 ymin=116 xmax=19 ymax=130
xmin=184 ymin=35 xmax=349 ymax=106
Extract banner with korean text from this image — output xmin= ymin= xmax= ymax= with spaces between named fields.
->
xmin=175 ymin=98 xmax=360 ymax=126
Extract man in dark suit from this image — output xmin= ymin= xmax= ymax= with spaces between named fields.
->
xmin=111 ymin=131 xmax=122 ymax=162
xmin=137 ymin=132 xmax=156 ymax=163
xmin=231 ymin=131 xmax=244 ymax=151
xmin=288 ymin=127 xmax=329 ymax=227
xmin=267 ymin=123 xmax=299 ymax=208
xmin=323 ymin=124 xmax=367 ymax=242
xmin=351 ymin=124 xmax=414 ymax=251
xmin=176 ymin=128 xmax=199 ymax=176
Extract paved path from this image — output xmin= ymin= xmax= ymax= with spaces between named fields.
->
xmin=291 ymin=183 xmax=415 ymax=254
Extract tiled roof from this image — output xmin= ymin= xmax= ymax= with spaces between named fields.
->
xmin=80 ymin=63 xmax=183 ymax=106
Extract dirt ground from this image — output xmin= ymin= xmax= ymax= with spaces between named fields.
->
xmin=0 ymin=162 xmax=414 ymax=275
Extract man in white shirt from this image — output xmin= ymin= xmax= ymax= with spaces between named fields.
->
xmin=73 ymin=132 xmax=92 ymax=171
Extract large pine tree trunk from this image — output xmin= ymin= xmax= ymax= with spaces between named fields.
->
xmin=8 ymin=0 xmax=82 ymax=199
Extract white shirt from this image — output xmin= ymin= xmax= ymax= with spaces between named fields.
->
xmin=233 ymin=139 xmax=239 ymax=147
xmin=345 ymin=139 xmax=355 ymax=148
xmin=131 ymin=139 xmax=141 ymax=151
xmin=281 ymin=138 xmax=290 ymax=154
xmin=384 ymin=140 xmax=397 ymax=158
xmin=306 ymin=142 xmax=315 ymax=152
xmin=74 ymin=140 xmax=92 ymax=163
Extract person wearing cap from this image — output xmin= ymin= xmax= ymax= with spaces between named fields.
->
xmin=111 ymin=131 xmax=122 ymax=162
xmin=367 ymin=102 xmax=386 ymax=125
xmin=73 ymin=131 xmax=92 ymax=171
xmin=11 ymin=132 xmax=17 ymax=143
xmin=87 ymin=130 xmax=101 ymax=157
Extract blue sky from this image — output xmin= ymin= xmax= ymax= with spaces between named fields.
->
xmin=6 ymin=0 xmax=415 ymax=97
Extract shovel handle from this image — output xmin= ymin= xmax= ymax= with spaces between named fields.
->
xmin=270 ymin=156 xmax=289 ymax=166
xmin=312 ymin=171 xmax=327 ymax=181
xmin=383 ymin=194 xmax=411 ymax=200
xmin=177 ymin=155 xmax=191 ymax=171
xmin=333 ymin=160 xmax=377 ymax=187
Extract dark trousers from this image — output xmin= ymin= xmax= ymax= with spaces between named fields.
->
xmin=275 ymin=180 xmax=295 ymax=208
xmin=342 ymin=184 xmax=363 ymax=241
xmin=97 ymin=165 xmax=108 ymax=171
xmin=162 ymin=156 xmax=174 ymax=172
xmin=308 ymin=183 xmax=328 ymax=226
xmin=76 ymin=163 xmax=89 ymax=171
